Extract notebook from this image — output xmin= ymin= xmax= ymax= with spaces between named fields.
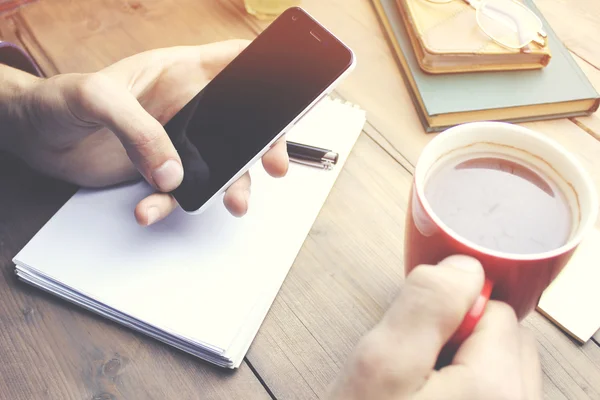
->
xmin=372 ymin=0 xmax=600 ymax=132
xmin=537 ymin=228 xmax=600 ymax=343
xmin=12 ymin=97 xmax=366 ymax=369
xmin=398 ymin=0 xmax=551 ymax=74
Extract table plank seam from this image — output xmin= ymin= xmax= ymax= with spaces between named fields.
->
xmin=542 ymin=369 xmax=570 ymax=399
xmin=245 ymin=359 xmax=278 ymax=400
xmin=568 ymin=47 xmax=600 ymax=74
xmin=7 ymin=12 xmax=57 ymax=76
xmin=539 ymin=336 xmax=600 ymax=398
xmin=362 ymin=121 xmax=415 ymax=175
xmin=570 ymin=118 xmax=600 ymax=141
xmin=330 ymin=91 xmax=416 ymax=175
xmin=537 ymin=340 xmax=582 ymax=398
xmin=253 ymin=333 xmax=321 ymax=400
xmin=280 ymin=294 xmax=344 ymax=370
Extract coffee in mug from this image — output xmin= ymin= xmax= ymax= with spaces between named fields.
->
xmin=424 ymin=155 xmax=572 ymax=254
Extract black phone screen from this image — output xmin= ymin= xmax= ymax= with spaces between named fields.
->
xmin=164 ymin=7 xmax=353 ymax=212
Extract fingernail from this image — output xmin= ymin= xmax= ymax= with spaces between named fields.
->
xmin=438 ymin=255 xmax=482 ymax=274
xmin=146 ymin=206 xmax=160 ymax=226
xmin=152 ymin=160 xmax=183 ymax=192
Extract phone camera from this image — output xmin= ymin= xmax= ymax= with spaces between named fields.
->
xmin=291 ymin=14 xmax=298 ymax=21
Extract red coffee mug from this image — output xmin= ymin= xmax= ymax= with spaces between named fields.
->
xmin=405 ymin=122 xmax=598 ymax=346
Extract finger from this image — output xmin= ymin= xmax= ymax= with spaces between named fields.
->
xmin=68 ymin=74 xmax=183 ymax=193
xmin=102 ymin=39 xmax=250 ymax=97
xmin=453 ymin=301 xmax=521 ymax=371
xmin=196 ymin=39 xmax=250 ymax=78
xmin=381 ymin=255 xmax=484 ymax=368
xmin=223 ymin=172 xmax=251 ymax=217
xmin=520 ymin=327 xmax=543 ymax=400
xmin=262 ymin=136 xmax=289 ymax=177
xmin=134 ymin=192 xmax=179 ymax=226
xmin=343 ymin=256 xmax=484 ymax=397
xmin=415 ymin=301 xmax=523 ymax=400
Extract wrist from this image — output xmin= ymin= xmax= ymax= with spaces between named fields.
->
xmin=0 ymin=64 xmax=41 ymax=152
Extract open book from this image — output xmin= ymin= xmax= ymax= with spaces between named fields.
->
xmin=12 ymin=97 xmax=366 ymax=369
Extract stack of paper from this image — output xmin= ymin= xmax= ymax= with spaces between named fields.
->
xmin=13 ymin=97 xmax=366 ymax=368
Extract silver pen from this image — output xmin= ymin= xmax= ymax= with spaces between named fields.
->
xmin=286 ymin=141 xmax=339 ymax=170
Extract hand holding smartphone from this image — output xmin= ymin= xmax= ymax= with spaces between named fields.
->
xmin=163 ymin=7 xmax=356 ymax=214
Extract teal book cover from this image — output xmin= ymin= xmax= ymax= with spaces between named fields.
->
xmin=373 ymin=0 xmax=600 ymax=132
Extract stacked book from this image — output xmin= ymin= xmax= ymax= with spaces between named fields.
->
xmin=372 ymin=0 xmax=600 ymax=132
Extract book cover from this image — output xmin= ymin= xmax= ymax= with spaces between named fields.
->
xmin=399 ymin=0 xmax=551 ymax=73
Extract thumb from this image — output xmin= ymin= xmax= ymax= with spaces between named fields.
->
xmin=68 ymin=73 xmax=183 ymax=192
xmin=370 ymin=256 xmax=485 ymax=393
xmin=384 ymin=255 xmax=484 ymax=361
xmin=327 ymin=256 xmax=484 ymax=400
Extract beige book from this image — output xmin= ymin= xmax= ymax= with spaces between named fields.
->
xmin=397 ymin=0 xmax=552 ymax=74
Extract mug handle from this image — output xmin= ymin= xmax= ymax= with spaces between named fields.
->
xmin=448 ymin=278 xmax=494 ymax=346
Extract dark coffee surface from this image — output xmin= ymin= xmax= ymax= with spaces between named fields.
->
xmin=425 ymin=155 xmax=571 ymax=254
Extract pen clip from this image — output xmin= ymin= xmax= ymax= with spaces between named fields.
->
xmin=289 ymin=157 xmax=334 ymax=170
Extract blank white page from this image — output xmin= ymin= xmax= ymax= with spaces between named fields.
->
xmin=13 ymin=97 xmax=366 ymax=354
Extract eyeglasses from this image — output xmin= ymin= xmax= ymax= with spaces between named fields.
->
xmin=424 ymin=0 xmax=547 ymax=51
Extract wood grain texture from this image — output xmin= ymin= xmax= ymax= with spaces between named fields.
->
xmin=524 ymin=313 xmax=600 ymax=400
xmin=0 ymin=0 xmax=35 ymax=15
xmin=534 ymin=0 xmax=600 ymax=69
xmin=1 ymin=0 xmax=599 ymax=399
xmin=4 ymin=0 xmax=258 ymax=74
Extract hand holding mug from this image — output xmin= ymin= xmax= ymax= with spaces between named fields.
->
xmin=329 ymin=255 xmax=542 ymax=400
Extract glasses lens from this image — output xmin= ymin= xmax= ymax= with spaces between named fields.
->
xmin=476 ymin=0 xmax=543 ymax=49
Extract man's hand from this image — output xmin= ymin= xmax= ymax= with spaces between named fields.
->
xmin=5 ymin=40 xmax=288 ymax=225
xmin=329 ymin=255 xmax=542 ymax=400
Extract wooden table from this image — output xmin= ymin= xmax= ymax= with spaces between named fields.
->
xmin=1 ymin=0 xmax=599 ymax=399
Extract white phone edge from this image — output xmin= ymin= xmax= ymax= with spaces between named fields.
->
xmin=181 ymin=20 xmax=357 ymax=215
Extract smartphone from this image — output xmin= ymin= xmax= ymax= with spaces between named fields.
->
xmin=164 ymin=7 xmax=356 ymax=214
